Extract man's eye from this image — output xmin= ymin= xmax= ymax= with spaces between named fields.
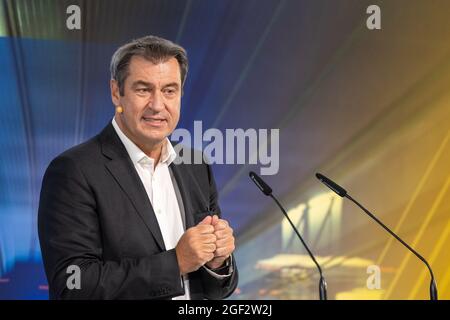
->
xmin=164 ymin=88 xmax=176 ymax=95
xmin=136 ymin=88 xmax=149 ymax=93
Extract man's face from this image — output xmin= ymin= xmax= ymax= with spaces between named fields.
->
xmin=111 ymin=56 xmax=182 ymax=149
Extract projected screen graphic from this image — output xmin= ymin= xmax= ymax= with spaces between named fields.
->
xmin=0 ymin=0 xmax=449 ymax=299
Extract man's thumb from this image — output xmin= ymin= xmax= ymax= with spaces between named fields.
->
xmin=199 ymin=215 xmax=212 ymax=225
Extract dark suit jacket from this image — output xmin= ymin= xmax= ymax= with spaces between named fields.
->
xmin=38 ymin=123 xmax=238 ymax=300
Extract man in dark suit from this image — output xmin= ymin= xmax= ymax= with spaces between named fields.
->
xmin=38 ymin=35 xmax=238 ymax=299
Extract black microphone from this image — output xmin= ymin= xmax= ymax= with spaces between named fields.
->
xmin=315 ymin=172 xmax=438 ymax=300
xmin=249 ymin=171 xmax=328 ymax=300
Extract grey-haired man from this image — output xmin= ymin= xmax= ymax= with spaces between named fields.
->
xmin=38 ymin=35 xmax=238 ymax=300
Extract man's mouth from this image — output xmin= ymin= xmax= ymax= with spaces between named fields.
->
xmin=142 ymin=116 xmax=166 ymax=123
xmin=141 ymin=116 xmax=167 ymax=128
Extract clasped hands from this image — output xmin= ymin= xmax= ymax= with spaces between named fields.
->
xmin=175 ymin=215 xmax=235 ymax=275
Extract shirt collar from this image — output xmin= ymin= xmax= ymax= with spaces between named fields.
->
xmin=112 ymin=117 xmax=177 ymax=167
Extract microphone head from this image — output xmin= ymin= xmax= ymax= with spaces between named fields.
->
xmin=315 ymin=173 xmax=324 ymax=180
xmin=315 ymin=172 xmax=347 ymax=197
xmin=249 ymin=171 xmax=273 ymax=196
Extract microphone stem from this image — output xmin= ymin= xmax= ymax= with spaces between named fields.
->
xmin=345 ymin=194 xmax=438 ymax=300
xmin=269 ymin=194 xmax=328 ymax=300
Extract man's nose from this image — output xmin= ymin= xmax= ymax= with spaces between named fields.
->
xmin=148 ymin=91 xmax=165 ymax=112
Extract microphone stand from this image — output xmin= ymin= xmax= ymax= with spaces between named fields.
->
xmin=270 ymin=194 xmax=328 ymax=300
xmin=345 ymin=194 xmax=438 ymax=300
xmin=316 ymin=172 xmax=438 ymax=300
xmin=249 ymin=171 xmax=328 ymax=300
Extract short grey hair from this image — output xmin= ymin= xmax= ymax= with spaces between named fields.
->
xmin=110 ymin=35 xmax=189 ymax=96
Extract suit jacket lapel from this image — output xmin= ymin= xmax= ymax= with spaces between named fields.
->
xmin=99 ymin=123 xmax=166 ymax=251
xmin=170 ymin=161 xmax=211 ymax=229
xmin=169 ymin=162 xmax=195 ymax=229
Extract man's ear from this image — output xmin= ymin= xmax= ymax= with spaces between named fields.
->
xmin=110 ymin=79 xmax=121 ymax=106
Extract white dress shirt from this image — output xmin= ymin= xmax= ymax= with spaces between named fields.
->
xmin=112 ymin=118 xmax=231 ymax=300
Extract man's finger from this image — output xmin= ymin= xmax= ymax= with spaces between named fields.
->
xmin=203 ymin=243 xmax=217 ymax=253
xmin=215 ymin=228 xmax=233 ymax=239
xmin=198 ymin=215 xmax=212 ymax=225
xmin=213 ymin=219 xmax=228 ymax=231
xmin=197 ymin=224 xmax=215 ymax=234
xmin=215 ymin=237 xmax=233 ymax=248
xmin=200 ymin=233 xmax=217 ymax=244
xmin=215 ymin=246 xmax=234 ymax=257
xmin=211 ymin=215 xmax=219 ymax=226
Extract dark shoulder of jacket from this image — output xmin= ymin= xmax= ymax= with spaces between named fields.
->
xmin=45 ymin=133 xmax=103 ymax=174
